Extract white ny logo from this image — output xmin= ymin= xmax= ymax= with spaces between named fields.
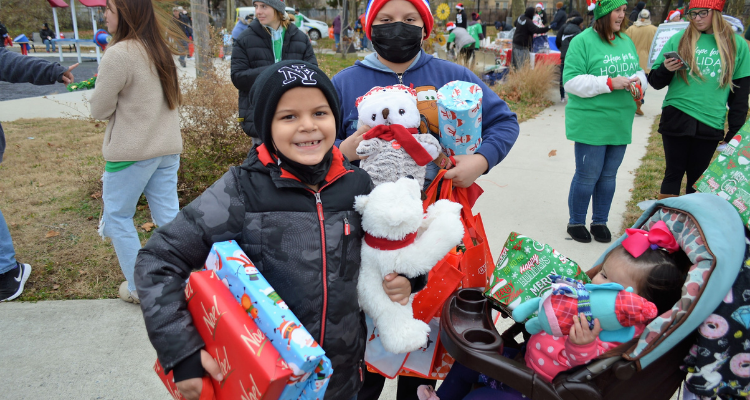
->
xmin=278 ymin=64 xmax=317 ymax=85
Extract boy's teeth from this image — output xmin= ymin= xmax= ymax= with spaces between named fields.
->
xmin=297 ymin=140 xmax=320 ymax=147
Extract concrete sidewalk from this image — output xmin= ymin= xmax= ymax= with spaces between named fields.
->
xmin=0 ymin=83 xmax=667 ymax=399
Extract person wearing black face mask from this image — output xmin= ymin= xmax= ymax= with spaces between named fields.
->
xmin=331 ymin=0 xmax=521 ymax=399
xmin=333 ymin=0 xmax=519 ymax=193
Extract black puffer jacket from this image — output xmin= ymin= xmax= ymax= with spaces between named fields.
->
xmin=135 ymin=144 xmax=372 ymax=400
xmin=231 ymin=20 xmax=317 ymax=138
xmin=513 ymin=7 xmax=550 ymax=48
xmin=556 ymin=17 xmax=583 ymax=61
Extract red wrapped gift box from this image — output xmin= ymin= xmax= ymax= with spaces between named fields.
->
xmin=156 ymin=270 xmax=292 ymax=400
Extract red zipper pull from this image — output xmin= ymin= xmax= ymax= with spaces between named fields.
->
xmin=344 ymin=217 xmax=350 ymax=236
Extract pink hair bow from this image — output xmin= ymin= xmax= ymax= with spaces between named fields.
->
xmin=622 ymin=220 xmax=679 ymax=258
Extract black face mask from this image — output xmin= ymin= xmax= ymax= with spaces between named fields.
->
xmin=371 ymin=22 xmax=423 ymax=64
xmin=275 ymin=147 xmax=334 ymax=187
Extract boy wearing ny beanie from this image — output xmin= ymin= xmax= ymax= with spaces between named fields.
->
xmin=136 ymin=61 xmax=420 ymax=400
xmin=333 ymin=0 xmax=520 ymax=191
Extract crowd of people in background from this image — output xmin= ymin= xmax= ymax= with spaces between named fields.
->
xmin=1 ymin=1 xmax=750 ymax=399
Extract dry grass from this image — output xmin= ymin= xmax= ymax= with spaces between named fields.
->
xmin=494 ymin=61 xmax=557 ymax=122
xmin=0 ymin=119 xmax=156 ymax=301
xmin=178 ymin=66 xmax=253 ymax=205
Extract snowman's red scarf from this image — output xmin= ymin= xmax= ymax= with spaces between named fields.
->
xmin=362 ymin=124 xmax=434 ymax=166
xmin=364 ymin=231 xmax=418 ymax=251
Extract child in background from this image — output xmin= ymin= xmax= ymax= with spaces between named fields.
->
xmin=135 ymin=61 xmax=422 ymax=400
xmin=418 ymin=232 xmax=689 ymax=400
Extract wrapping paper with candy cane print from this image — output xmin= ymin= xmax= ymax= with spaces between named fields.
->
xmin=205 ymin=241 xmax=333 ymax=400
xmin=436 ymin=80 xmax=483 ymax=156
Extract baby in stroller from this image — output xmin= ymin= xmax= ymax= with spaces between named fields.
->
xmin=418 ymin=234 xmax=690 ymax=400
xmin=429 ymin=194 xmax=748 ymax=400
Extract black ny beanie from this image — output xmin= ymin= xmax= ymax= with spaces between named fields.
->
xmin=251 ymin=60 xmax=340 ymax=154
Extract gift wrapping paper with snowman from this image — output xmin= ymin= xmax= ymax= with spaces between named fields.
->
xmin=484 ymin=232 xmax=590 ymax=317
xmin=205 ymin=241 xmax=333 ymax=400
xmin=694 ymin=123 xmax=750 ymax=230
xmin=437 ymin=80 xmax=483 ymax=156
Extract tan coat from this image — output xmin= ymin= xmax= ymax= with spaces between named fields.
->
xmin=90 ymin=40 xmax=182 ymax=162
xmin=626 ymin=24 xmax=658 ymax=73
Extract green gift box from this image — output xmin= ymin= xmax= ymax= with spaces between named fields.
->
xmin=694 ymin=129 xmax=750 ymax=230
xmin=484 ymin=232 xmax=590 ymax=314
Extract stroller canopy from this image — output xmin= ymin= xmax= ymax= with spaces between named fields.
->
xmin=594 ymin=193 xmax=746 ymax=369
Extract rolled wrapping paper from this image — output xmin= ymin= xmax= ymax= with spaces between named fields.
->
xmin=436 ymin=80 xmax=483 ymax=156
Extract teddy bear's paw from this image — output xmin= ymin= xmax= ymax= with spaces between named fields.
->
xmin=380 ymin=319 xmax=431 ymax=354
xmin=428 ymin=199 xmax=463 ymax=217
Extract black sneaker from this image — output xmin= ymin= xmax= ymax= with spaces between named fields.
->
xmin=590 ymin=224 xmax=612 ymax=243
xmin=179 ymin=59 xmax=187 ymax=68
xmin=0 ymin=262 xmax=31 ymax=302
xmin=567 ymin=224 xmax=591 ymax=243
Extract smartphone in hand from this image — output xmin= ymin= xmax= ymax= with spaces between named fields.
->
xmin=664 ymin=51 xmax=688 ymax=70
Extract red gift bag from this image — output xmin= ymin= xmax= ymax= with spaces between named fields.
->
xmin=423 ymin=170 xmax=494 ymax=289
xmin=412 ymin=254 xmax=464 ymax=322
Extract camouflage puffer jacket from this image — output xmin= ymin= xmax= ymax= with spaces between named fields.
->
xmin=135 ymin=144 xmax=372 ymax=399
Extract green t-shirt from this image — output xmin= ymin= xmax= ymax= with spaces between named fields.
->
xmin=468 ymin=23 xmax=482 ymax=49
xmin=105 ymin=161 xmax=136 ymax=172
xmin=563 ymin=28 xmax=642 ymax=145
xmin=294 ymin=13 xmax=304 ymax=28
xmin=652 ymin=31 xmax=750 ymax=130
xmin=267 ymin=26 xmax=286 ymax=63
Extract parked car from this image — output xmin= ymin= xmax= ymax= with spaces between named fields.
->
xmin=235 ymin=6 xmax=328 ymax=40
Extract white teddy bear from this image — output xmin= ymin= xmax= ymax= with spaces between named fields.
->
xmin=355 ymin=177 xmax=464 ymax=354
xmin=356 ymin=85 xmax=441 ymax=187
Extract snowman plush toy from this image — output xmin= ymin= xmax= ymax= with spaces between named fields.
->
xmin=355 ymin=85 xmax=441 ymax=187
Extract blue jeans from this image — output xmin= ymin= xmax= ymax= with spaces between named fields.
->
xmin=361 ymin=36 xmax=369 ymax=50
xmin=0 ymin=209 xmax=17 ymax=274
xmin=334 ymin=33 xmax=340 ymax=46
xmin=568 ymin=143 xmax=627 ymax=225
xmin=44 ymin=39 xmax=56 ymax=52
xmin=179 ymin=39 xmax=188 ymax=61
xmin=99 ymin=154 xmax=180 ymax=292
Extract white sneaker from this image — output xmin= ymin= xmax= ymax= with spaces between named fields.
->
xmin=119 ymin=281 xmax=140 ymax=304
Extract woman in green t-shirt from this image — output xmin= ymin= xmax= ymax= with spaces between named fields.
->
xmin=648 ymin=0 xmax=750 ymax=199
xmin=562 ymin=0 xmax=646 ymax=243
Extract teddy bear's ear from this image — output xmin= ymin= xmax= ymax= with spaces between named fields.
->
xmin=354 ymin=194 xmax=369 ymax=214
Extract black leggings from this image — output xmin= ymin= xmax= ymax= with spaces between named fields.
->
xmin=660 ymin=134 xmax=720 ymax=196
xmin=559 ymin=62 xmax=565 ymax=99
xmin=358 ymin=369 xmax=436 ymax=400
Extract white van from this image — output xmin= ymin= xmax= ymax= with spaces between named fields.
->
xmin=235 ymin=6 xmax=328 ymax=40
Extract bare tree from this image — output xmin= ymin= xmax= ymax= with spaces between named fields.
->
xmin=191 ymin=0 xmax=212 ymax=77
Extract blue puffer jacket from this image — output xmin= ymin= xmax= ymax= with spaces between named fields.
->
xmin=331 ymin=50 xmax=520 ymax=170
xmin=0 ymin=48 xmax=66 ymax=163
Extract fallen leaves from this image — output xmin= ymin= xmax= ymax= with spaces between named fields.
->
xmin=141 ymin=222 xmax=155 ymax=232
xmin=90 ymin=191 xmax=102 ymax=200
xmin=548 ymin=150 xmax=557 ymax=157
xmin=45 ymin=230 xmax=60 ymax=238
xmin=52 ymin=284 xmax=60 ymax=290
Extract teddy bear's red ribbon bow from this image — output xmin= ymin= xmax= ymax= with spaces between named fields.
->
xmin=622 ymin=220 xmax=679 ymax=258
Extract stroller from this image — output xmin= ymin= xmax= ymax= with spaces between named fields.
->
xmin=440 ymin=193 xmax=747 ymax=400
